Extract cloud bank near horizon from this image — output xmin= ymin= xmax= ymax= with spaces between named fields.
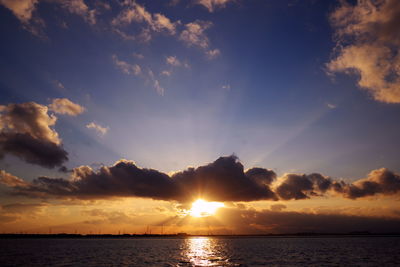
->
xmin=1 ymin=155 xmax=399 ymax=203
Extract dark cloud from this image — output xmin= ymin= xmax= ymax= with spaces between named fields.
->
xmin=0 ymin=102 xmax=70 ymax=168
xmin=275 ymin=173 xmax=333 ymax=200
xmin=1 ymin=203 xmax=45 ymax=214
xmin=335 ymin=168 xmax=400 ymax=199
xmin=2 ymin=156 xmax=278 ymax=202
xmin=0 ymin=133 xmax=68 ymax=168
xmin=0 ymin=202 xmax=46 ymax=224
xmin=275 ymin=168 xmax=400 ymax=200
xmin=218 ymin=207 xmax=400 ymax=234
xmin=0 ymin=214 xmax=18 ymax=223
xmin=171 ymin=156 xmax=277 ymax=202
xmin=2 ymin=156 xmax=400 ymax=202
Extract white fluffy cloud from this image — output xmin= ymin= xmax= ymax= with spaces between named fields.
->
xmin=327 ymin=0 xmax=400 ymax=103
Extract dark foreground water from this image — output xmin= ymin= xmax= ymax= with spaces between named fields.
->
xmin=0 ymin=236 xmax=399 ymax=266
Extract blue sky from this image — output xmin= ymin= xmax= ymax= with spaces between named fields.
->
xmin=1 ymin=0 xmax=400 ymax=181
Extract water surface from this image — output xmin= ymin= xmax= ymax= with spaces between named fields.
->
xmin=1 ymin=236 xmax=399 ymax=266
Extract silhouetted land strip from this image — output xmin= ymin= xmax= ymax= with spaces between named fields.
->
xmin=1 ymin=232 xmax=399 ymax=239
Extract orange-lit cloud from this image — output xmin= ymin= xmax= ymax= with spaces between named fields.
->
xmin=112 ymin=54 xmax=142 ymax=76
xmin=0 ymin=0 xmax=97 ymax=36
xmin=49 ymin=98 xmax=85 ymax=116
xmin=111 ymin=0 xmax=177 ymax=42
xmin=180 ymin=20 xmax=212 ymax=49
xmin=327 ymin=0 xmax=400 ymax=103
xmin=195 ymin=0 xmax=234 ymax=12
xmin=0 ymin=0 xmax=38 ymax=23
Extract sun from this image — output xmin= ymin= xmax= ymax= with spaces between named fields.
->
xmin=189 ymin=199 xmax=224 ymax=217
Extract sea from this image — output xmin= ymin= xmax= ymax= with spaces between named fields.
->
xmin=0 ymin=236 xmax=399 ymax=266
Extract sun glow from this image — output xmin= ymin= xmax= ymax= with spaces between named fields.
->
xmin=189 ymin=199 xmax=224 ymax=217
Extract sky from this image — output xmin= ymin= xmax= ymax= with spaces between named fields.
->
xmin=0 ymin=0 xmax=400 ymax=235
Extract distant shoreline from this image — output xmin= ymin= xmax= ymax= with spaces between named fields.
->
xmin=1 ymin=233 xmax=399 ymax=239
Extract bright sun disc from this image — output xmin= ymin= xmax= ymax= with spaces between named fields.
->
xmin=189 ymin=199 xmax=224 ymax=217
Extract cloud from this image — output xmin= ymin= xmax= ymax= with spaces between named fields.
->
xmin=4 ymin=155 xmax=400 ymax=201
xmin=166 ymin=56 xmax=181 ymax=67
xmin=0 ymin=0 xmax=38 ymax=23
xmin=180 ymin=20 xmax=212 ymax=49
xmin=171 ymin=156 xmax=277 ymax=202
xmin=111 ymin=55 xmax=164 ymax=95
xmin=0 ymin=0 xmax=97 ymax=36
xmin=218 ymin=207 xmax=400 ymax=234
xmin=133 ymin=53 xmax=144 ymax=59
xmin=0 ymin=214 xmax=19 ymax=223
xmin=206 ymin=48 xmax=220 ymax=59
xmin=164 ymin=56 xmax=189 ymax=75
xmin=336 ymin=168 xmax=400 ymax=199
xmin=49 ymin=98 xmax=85 ymax=116
xmin=153 ymin=80 xmax=164 ymax=96
xmin=161 ymin=70 xmax=172 ymax=76
xmin=1 ymin=202 xmax=45 ymax=214
xmin=148 ymin=69 xmax=165 ymax=96
xmin=111 ymin=1 xmax=152 ymax=27
xmin=180 ymin=20 xmax=220 ymax=59
xmin=275 ymin=168 xmax=400 ymax=200
xmin=53 ymin=80 xmax=65 ymax=90
xmin=60 ymin=0 xmax=96 ymax=25
xmin=270 ymin=204 xmax=286 ymax=212
xmin=4 ymin=155 xmax=278 ymax=202
xmin=326 ymin=103 xmax=336 ymax=109
xmin=0 ymin=170 xmax=29 ymax=187
xmin=113 ymin=28 xmax=136 ymax=41
xmin=152 ymin=13 xmax=176 ymax=34
xmin=0 ymin=0 xmax=44 ymax=37
xmin=0 ymin=102 xmax=59 ymax=144
xmin=195 ymin=0 xmax=233 ymax=12
xmin=0 ymin=133 xmax=69 ymax=168
xmin=86 ymin=122 xmax=108 ymax=135
xmin=327 ymin=0 xmax=400 ymax=103
xmin=82 ymin=209 xmax=133 ymax=224
xmin=111 ymin=1 xmax=177 ymax=41
xmin=275 ymin=173 xmax=334 ymax=200
xmin=112 ymin=54 xmax=141 ymax=75
xmin=0 ymin=102 xmax=68 ymax=168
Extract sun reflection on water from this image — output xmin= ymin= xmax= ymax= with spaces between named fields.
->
xmin=182 ymin=237 xmax=228 ymax=266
